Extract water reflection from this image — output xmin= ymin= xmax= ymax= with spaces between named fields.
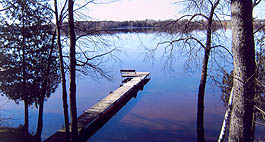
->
xmin=87 ymin=33 xmax=233 ymax=142
xmin=0 ymin=33 xmax=242 ymax=141
xmin=89 ymin=76 xmax=225 ymax=142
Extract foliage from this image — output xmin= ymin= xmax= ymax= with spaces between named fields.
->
xmin=0 ymin=0 xmax=60 ymax=107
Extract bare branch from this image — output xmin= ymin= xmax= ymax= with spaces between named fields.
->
xmin=254 ymin=24 xmax=265 ymax=34
xmin=211 ymin=45 xmax=233 ymax=58
xmin=0 ymin=7 xmax=11 ymax=12
xmin=178 ymin=13 xmax=209 ymax=22
xmin=255 ymin=105 xmax=265 ymax=115
xmin=76 ymin=48 xmax=116 ymax=67
xmin=59 ymin=0 xmax=68 ymax=25
xmin=73 ymin=0 xmax=94 ymax=13
xmin=253 ymin=0 xmax=262 ymax=8
xmin=154 ymin=36 xmax=206 ymax=50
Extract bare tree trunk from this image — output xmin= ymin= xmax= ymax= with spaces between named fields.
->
xmin=197 ymin=48 xmax=210 ymax=142
xmin=197 ymin=1 xmax=220 ymax=141
xmin=228 ymin=0 xmax=256 ymax=141
xmin=53 ymin=0 xmax=70 ymax=140
xmin=68 ymin=0 xmax=78 ymax=141
xmin=218 ymin=87 xmax=234 ymax=142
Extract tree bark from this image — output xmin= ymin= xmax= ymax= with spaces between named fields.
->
xmin=54 ymin=0 xmax=70 ymax=140
xmin=228 ymin=0 xmax=256 ymax=141
xmin=68 ymin=0 xmax=78 ymax=141
xmin=197 ymin=48 xmax=210 ymax=142
xmin=196 ymin=1 xmax=220 ymax=141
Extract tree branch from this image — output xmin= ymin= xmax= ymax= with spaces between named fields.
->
xmin=253 ymin=0 xmax=262 ymax=8
xmin=211 ymin=45 xmax=233 ymax=58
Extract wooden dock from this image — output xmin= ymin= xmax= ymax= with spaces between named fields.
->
xmin=45 ymin=71 xmax=150 ymax=142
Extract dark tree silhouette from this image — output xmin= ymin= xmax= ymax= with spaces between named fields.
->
xmin=68 ymin=0 xmax=78 ymax=141
xmin=53 ymin=0 xmax=70 ymax=140
xmin=0 ymin=0 xmax=60 ymax=140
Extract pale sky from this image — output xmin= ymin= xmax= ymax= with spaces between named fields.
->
xmin=84 ymin=0 xmax=182 ymax=21
xmin=81 ymin=0 xmax=264 ymax=21
xmin=0 ymin=0 xmax=264 ymax=21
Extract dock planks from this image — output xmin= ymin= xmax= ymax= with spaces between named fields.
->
xmin=45 ymin=72 xmax=150 ymax=142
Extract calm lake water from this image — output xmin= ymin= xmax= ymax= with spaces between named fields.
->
xmin=0 ymin=32 xmax=264 ymax=141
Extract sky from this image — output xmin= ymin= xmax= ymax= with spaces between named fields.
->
xmin=83 ymin=0 xmax=183 ymax=21
xmin=81 ymin=0 xmax=265 ymax=21
xmin=0 ymin=0 xmax=264 ymax=21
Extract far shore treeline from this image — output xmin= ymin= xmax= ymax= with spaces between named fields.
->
xmin=1 ymin=19 xmax=264 ymax=35
xmin=56 ymin=19 xmax=265 ymax=35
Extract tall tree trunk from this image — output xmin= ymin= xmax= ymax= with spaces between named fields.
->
xmin=196 ymin=1 xmax=220 ymax=140
xmin=197 ymin=48 xmax=210 ymax=142
xmin=68 ymin=0 xmax=78 ymax=141
xmin=54 ymin=0 xmax=70 ymax=140
xmin=21 ymin=0 xmax=28 ymax=134
xmin=35 ymin=95 xmax=44 ymax=142
xmin=23 ymin=99 xmax=30 ymax=142
xmin=228 ymin=0 xmax=256 ymax=141
xmin=24 ymin=100 xmax=29 ymax=132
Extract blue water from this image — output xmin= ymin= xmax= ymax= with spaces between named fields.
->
xmin=1 ymin=32 xmax=263 ymax=141
xmin=83 ymin=33 xmax=226 ymax=142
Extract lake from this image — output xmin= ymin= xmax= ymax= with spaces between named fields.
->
xmin=0 ymin=32 xmax=264 ymax=141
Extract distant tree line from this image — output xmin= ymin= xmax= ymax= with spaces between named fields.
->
xmin=1 ymin=18 xmax=263 ymax=36
xmin=56 ymin=19 xmax=265 ymax=35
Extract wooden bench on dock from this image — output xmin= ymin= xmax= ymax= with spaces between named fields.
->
xmin=120 ymin=69 xmax=136 ymax=77
xmin=120 ymin=69 xmax=137 ymax=83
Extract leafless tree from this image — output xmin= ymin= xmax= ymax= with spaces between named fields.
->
xmin=50 ymin=0 xmax=120 ymax=141
xmin=52 ymin=0 xmax=71 ymax=140
xmin=145 ymin=0 xmax=232 ymax=141
xmin=67 ymin=0 xmax=79 ymax=141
